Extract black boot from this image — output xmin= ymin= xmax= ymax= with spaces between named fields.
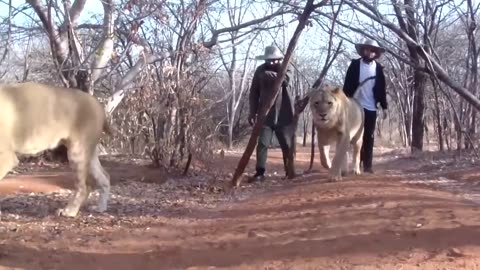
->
xmin=364 ymin=167 xmax=374 ymax=174
xmin=248 ymin=168 xmax=266 ymax=183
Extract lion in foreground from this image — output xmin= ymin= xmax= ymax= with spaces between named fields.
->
xmin=309 ymin=85 xmax=364 ymax=182
xmin=0 ymin=82 xmax=111 ymax=217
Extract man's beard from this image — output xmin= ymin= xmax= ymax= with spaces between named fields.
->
xmin=362 ymin=56 xmax=375 ymax=62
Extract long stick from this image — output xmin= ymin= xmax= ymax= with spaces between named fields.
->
xmin=286 ymin=96 xmax=310 ymax=179
xmin=231 ymin=0 xmax=327 ymax=187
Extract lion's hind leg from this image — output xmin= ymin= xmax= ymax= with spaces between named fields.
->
xmin=88 ymin=149 xmax=110 ymax=213
xmin=0 ymin=150 xmax=19 ymax=215
xmin=351 ymin=123 xmax=364 ymax=176
xmin=352 ymin=105 xmax=365 ymax=176
xmin=57 ymin=142 xmax=92 ymax=217
xmin=352 ymin=137 xmax=363 ymax=175
xmin=0 ymin=150 xmax=19 ymax=180
xmin=341 ymin=150 xmax=349 ymax=177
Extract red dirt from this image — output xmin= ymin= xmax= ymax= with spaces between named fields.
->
xmin=1 ymin=146 xmax=480 ymax=269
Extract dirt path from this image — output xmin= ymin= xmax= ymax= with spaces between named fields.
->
xmin=1 ymin=147 xmax=480 ymax=269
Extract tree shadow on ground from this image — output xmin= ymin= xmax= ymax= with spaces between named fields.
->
xmin=2 ymin=225 xmax=480 ymax=269
xmin=0 ymin=157 xmax=179 ymax=219
xmin=2 ymin=147 xmax=480 ymax=269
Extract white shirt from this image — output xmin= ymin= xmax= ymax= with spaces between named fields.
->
xmin=353 ymin=60 xmax=377 ymax=111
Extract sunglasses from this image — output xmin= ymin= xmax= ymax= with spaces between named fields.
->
xmin=266 ymin=59 xmax=281 ymax=64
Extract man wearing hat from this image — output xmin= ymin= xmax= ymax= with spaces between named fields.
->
xmin=343 ymin=39 xmax=388 ymax=174
xmin=248 ymin=44 xmax=295 ymax=182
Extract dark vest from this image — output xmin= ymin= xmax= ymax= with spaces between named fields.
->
xmin=248 ymin=63 xmax=294 ymax=127
xmin=342 ymin=58 xmax=388 ymax=110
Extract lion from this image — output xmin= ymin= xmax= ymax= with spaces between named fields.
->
xmin=308 ymin=84 xmax=364 ymax=182
xmin=0 ymin=82 xmax=111 ymax=217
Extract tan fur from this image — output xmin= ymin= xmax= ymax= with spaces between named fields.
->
xmin=0 ymin=82 xmax=111 ymax=217
xmin=309 ymin=85 xmax=365 ymax=182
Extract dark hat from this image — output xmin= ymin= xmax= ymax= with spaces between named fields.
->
xmin=255 ymin=44 xmax=284 ymax=60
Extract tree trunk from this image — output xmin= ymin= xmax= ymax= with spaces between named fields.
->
xmin=286 ymin=97 xmax=310 ymax=179
xmin=227 ymin=43 xmax=237 ymax=150
xmin=302 ymin=121 xmax=308 ymax=147
xmin=468 ymin=110 xmax=476 ymax=148
xmin=404 ymin=112 xmax=412 ymax=146
xmin=456 ymin=101 xmax=464 ymax=150
xmin=228 ymin=118 xmax=234 ymax=149
xmin=410 ymin=70 xmax=427 ymax=152
xmin=465 ymin=0 xmax=478 ymax=150
xmin=432 ymin=83 xmax=444 ymax=151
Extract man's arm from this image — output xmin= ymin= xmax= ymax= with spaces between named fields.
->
xmin=377 ymin=65 xmax=388 ymax=110
xmin=342 ymin=60 xmax=356 ymax=97
xmin=249 ymin=68 xmax=261 ymax=117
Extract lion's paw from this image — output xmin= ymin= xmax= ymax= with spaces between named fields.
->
xmin=353 ymin=167 xmax=362 ymax=175
xmin=89 ymin=204 xmax=107 ymax=213
xmin=328 ymin=173 xmax=342 ymax=182
xmin=56 ymin=208 xmax=79 ymax=218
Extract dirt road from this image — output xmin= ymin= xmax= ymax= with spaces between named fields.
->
xmin=1 ymin=147 xmax=480 ymax=269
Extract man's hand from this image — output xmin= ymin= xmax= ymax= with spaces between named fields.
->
xmin=264 ymin=70 xmax=278 ymax=79
xmin=264 ymin=70 xmax=289 ymax=88
xmin=248 ymin=114 xmax=256 ymax=126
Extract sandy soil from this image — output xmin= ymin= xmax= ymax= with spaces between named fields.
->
xmin=1 ymin=146 xmax=480 ymax=269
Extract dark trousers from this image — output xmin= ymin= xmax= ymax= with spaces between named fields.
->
xmin=361 ymin=109 xmax=377 ymax=170
xmin=256 ymin=125 xmax=294 ymax=175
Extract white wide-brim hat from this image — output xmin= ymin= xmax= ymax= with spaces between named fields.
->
xmin=255 ymin=45 xmax=284 ymax=60
xmin=355 ymin=39 xmax=386 ymax=56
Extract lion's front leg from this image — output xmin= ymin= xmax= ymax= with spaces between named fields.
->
xmin=329 ymin=134 xmax=349 ymax=182
xmin=0 ymin=151 xmax=19 ymax=180
xmin=88 ymin=152 xmax=110 ymax=213
xmin=319 ymin=144 xmax=331 ymax=169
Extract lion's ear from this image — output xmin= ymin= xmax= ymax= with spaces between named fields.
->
xmin=330 ymin=87 xmax=343 ymax=95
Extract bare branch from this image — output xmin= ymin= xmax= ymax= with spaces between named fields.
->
xmin=311 ymin=0 xmax=343 ymax=89
xmin=89 ymin=0 xmax=115 ymax=92
xmin=67 ymin=0 xmax=87 ymax=25
xmin=26 ymin=0 xmax=54 ymax=34
xmin=349 ymin=0 xmax=480 ymax=111
xmin=203 ymin=5 xmax=293 ymax=49
xmin=0 ymin=0 xmax=12 ymax=69
xmin=105 ymin=51 xmax=171 ymax=115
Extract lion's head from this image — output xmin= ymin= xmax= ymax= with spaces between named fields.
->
xmin=308 ymin=85 xmax=347 ymax=128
